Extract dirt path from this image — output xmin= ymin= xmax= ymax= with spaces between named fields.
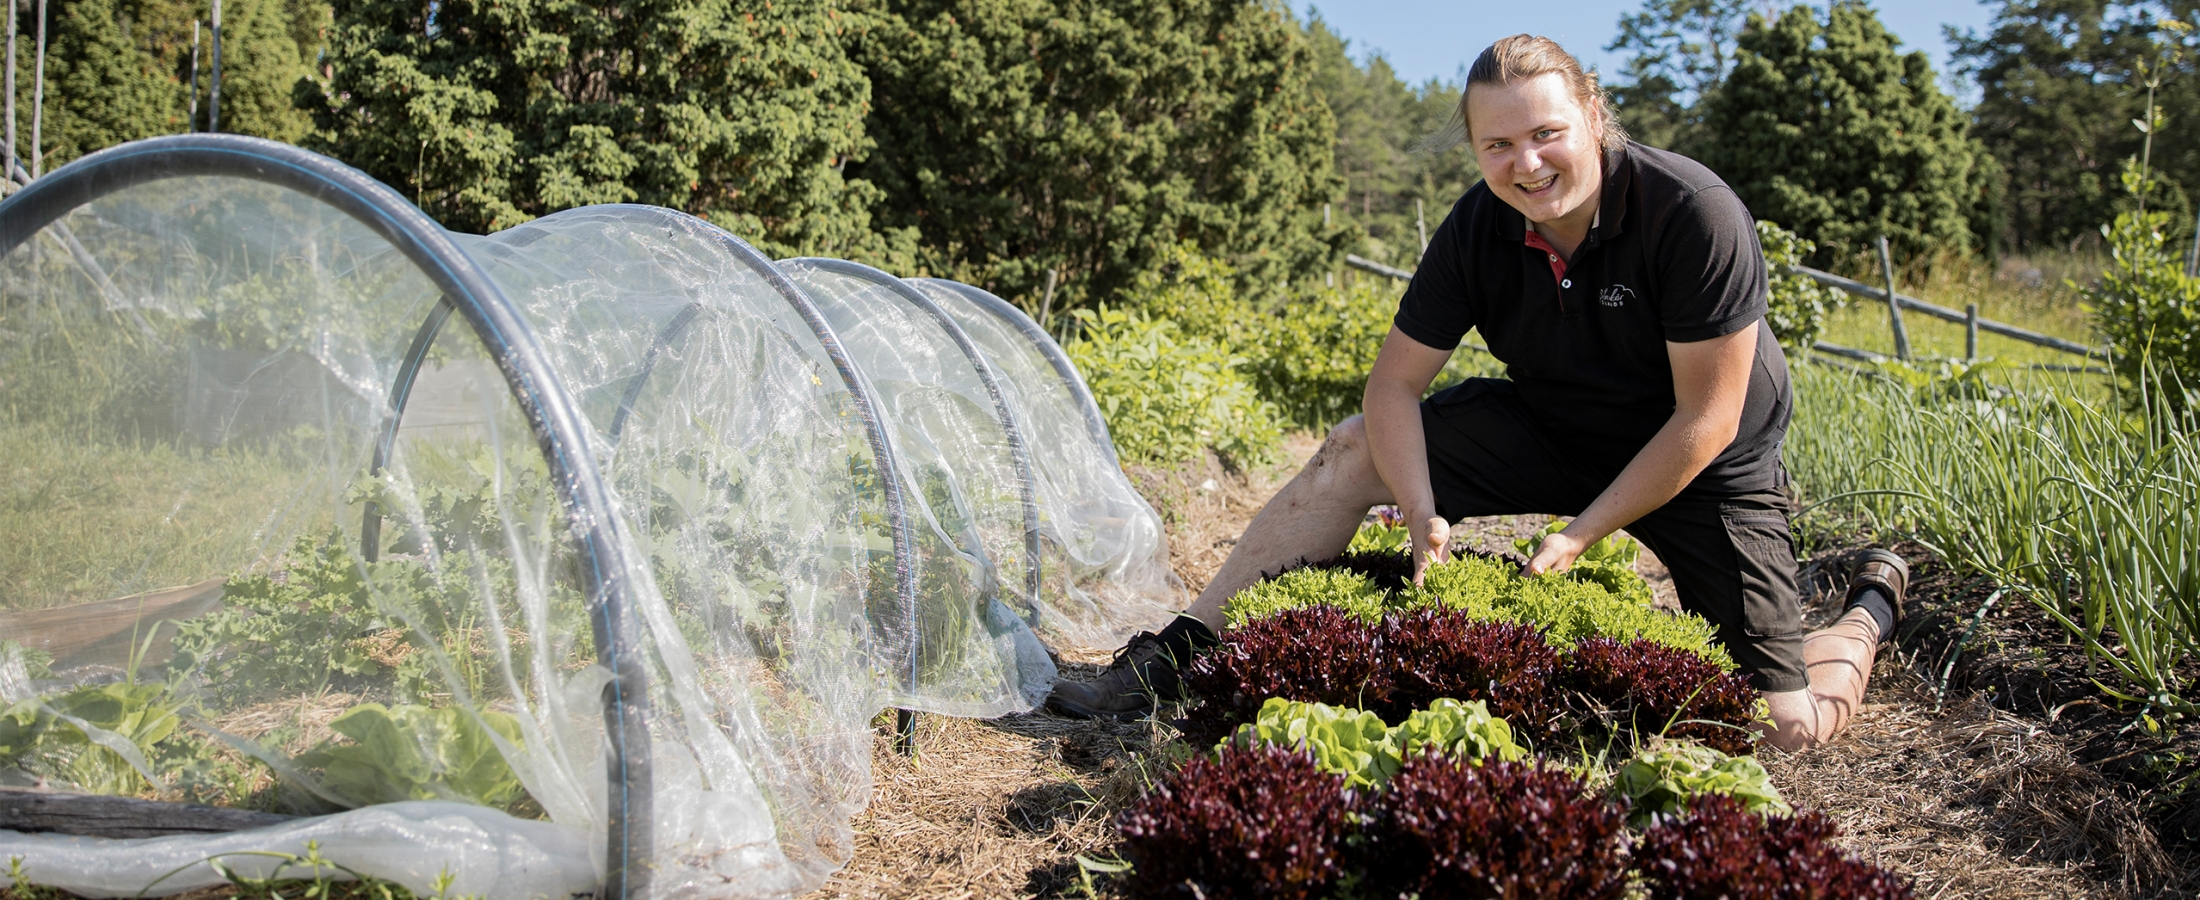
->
xmin=802 ymin=440 xmax=2172 ymax=899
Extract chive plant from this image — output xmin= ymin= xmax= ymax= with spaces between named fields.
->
xmin=1788 ymin=361 xmax=2200 ymax=719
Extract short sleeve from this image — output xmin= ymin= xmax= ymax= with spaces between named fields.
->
xmin=1655 ymin=186 xmax=1767 ymax=342
xmin=1393 ymin=200 xmax=1477 ymax=351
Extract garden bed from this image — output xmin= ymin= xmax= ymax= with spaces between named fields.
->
xmin=800 ymin=450 xmax=2198 ymax=900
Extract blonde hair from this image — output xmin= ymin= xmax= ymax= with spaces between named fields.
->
xmin=1427 ymin=35 xmax=1628 ymax=154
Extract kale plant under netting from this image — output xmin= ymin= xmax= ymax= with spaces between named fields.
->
xmin=0 ymin=136 xmax=1178 ymax=900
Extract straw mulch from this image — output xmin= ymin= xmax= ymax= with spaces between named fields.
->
xmin=802 ymin=445 xmax=2190 ymax=899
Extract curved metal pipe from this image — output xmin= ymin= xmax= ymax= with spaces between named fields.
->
xmin=362 ymin=297 xmax=453 ymax=563
xmin=913 ymin=278 xmax=1119 ymax=469
xmin=0 ymin=134 xmax=654 ymax=899
xmin=790 ymin=259 xmax=1044 ymax=619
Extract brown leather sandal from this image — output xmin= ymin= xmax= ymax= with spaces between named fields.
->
xmin=1845 ymin=548 xmax=1909 ymax=645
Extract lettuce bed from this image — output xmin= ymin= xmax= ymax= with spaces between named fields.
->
xmin=1110 ymin=536 xmax=1912 ymax=899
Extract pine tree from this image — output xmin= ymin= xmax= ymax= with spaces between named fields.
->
xmin=1953 ymin=1 xmax=2198 ymax=253
xmin=1694 ymin=1 xmax=1996 ymax=267
xmin=1305 ymin=12 xmax=1477 ymax=268
xmin=305 ymin=0 xmax=890 ymax=256
xmin=1604 ymin=0 xmax=1748 ymax=150
xmin=847 ymin=0 xmax=1346 ymax=311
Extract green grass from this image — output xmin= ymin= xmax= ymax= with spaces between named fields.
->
xmin=1815 ymin=252 xmax=2104 ymax=367
xmin=0 ymin=421 xmax=326 ymax=610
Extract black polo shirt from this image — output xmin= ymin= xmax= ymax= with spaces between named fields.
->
xmin=1394 ymin=142 xmax=1791 ymax=494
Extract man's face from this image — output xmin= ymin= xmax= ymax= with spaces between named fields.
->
xmin=1467 ymin=73 xmax=1603 ymax=227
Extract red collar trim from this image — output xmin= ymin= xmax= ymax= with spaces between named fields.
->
xmin=1522 ymin=230 xmax=1567 ymax=286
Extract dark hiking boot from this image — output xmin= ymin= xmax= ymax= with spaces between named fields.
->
xmin=1844 ymin=548 xmax=1909 ymax=647
xmin=1047 ymin=631 xmax=1188 ymax=720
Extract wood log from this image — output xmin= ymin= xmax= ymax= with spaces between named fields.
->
xmin=0 ymin=786 xmax=295 ymax=838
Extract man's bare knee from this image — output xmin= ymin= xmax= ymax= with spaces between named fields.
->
xmin=1301 ymin=416 xmax=1384 ymax=500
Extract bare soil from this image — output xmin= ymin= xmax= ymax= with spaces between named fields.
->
xmin=802 ymin=443 xmax=2198 ymax=900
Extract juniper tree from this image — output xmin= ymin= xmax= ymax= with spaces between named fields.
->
xmin=847 ymin=0 xmax=1348 ymax=311
xmin=305 ymin=0 xmax=895 ymax=258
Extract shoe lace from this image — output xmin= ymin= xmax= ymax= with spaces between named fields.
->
xmin=1105 ymin=632 xmax=1166 ymax=672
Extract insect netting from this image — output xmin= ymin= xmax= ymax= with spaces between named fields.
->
xmin=0 ymin=136 xmax=1176 ymax=900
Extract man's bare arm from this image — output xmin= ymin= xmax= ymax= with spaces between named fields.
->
xmin=1525 ymin=323 xmax=1759 ymax=573
xmin=1363 ymin=326 xmax=1457 ymax=580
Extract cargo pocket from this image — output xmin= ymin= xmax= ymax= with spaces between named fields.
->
xmin=1723 ymin=513 xmax=1803 ymax=639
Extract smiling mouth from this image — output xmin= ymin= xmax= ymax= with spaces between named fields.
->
xmin=1518 ymin=174 xmax=1558 ymax=195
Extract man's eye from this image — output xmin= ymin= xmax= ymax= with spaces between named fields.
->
xmin=1536 ymin=129 xmax=1557 ymax=140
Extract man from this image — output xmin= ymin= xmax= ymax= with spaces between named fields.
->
xmin=1047 ymin=34 xmax=1907 ymax=752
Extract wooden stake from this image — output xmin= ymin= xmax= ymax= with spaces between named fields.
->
xmin=209 ymin=0 xmax=222 ymax=133
xmin=1037 ymin=267 xmax=1058 ymax=332
xmin=28 ymin=0 xmax=40 ymax=178
xmin=5 ymin=0 xmax=16 ymax=190
xmin=1416 ymin=198 xmax=1428 ymax=253
xmin=1878 ymin=235 xmax=1910 ymax=361
xmin=1966 ymin=302 xmax=1980 ymax=363
xmin=188 ymin=20 xmax=201 ymax=131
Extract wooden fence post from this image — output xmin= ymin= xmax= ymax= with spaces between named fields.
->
xmin=1966 ymin=303 xmax=1980 ymax=362
xmin=1878 ymin=235 xmax=1911 ymax=361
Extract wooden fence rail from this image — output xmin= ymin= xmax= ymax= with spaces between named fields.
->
xmin=1343 ymin=254 xmax=2108 ymax=361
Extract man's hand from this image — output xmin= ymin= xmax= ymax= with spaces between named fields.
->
xmin=1411 ymin=515 xmax=1451 ymax=584
xmin=1523 ymin=528 xmax=1589 ymax=576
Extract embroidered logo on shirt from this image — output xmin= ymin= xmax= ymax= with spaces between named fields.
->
xmin=1599 ymin=284 xmax=1637 ymax=308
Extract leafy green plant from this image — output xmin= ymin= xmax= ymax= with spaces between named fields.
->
xmin=1225 ymin=698 xmax=1395 ymax=788
xmin=297 ymin=703 xmax=526 ymax=810
xmin=1223 ymin=697 xmax=1524 ymax=789
xmin=0 ymin=681 xmax=181 ymax=795
xmin=1221 ymin=567 xmax=1389 ymax=628
xmin=1389 ymin=699 xmax=1529 ymax=768
xmin=170 ymin=534 xmax=387 ymax=705
xmin=1065 ymin=305 xmax=1283 ymax=469
xmin=1347 ymin=520 xmax=1410 ymax=554
xmin=1757 ymin=220 xmax=1847 ymax=350
xmin=1115 ymin=745 xmax=1360 ymax=900
xmin=1615 ymin=741 xmax=1791 ymax=824
xmin=1514 ymin=520 xmax=1657 ymax=608
xmin=1418 ymin=556 xmax=1732 ymax=670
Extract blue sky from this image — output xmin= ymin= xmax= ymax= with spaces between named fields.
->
xmin=1302 ymin=1 xmax=2001 ymax=102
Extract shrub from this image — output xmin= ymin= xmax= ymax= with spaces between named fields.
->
xmin=1563 ymin=637 xmax=1762 ymax=755
xmin=1378 ymin=611 xmax=1559 ymax=732
xmin=1182 ymin=605 xmax=1390 ymax=744
xmin=2083 ymin=207 xmax=2200 ymax=410
xmin=1636 ymin=795 xmax=1914 ymax=900
xmin=1419 ymin=556 xmax=1733 ymax=670
xmin=1615 ymin=741 xmax=1791 ymax=824
xmin=1362 ymin=758 xmax=1629 ymax=900
xmin=1222 ymin=567 xmax=1389 ymax=628
xmin=1757 ymin=220 xmax=1847 ymax=350
xmin=1244 ymin=279 xmax=1397 ymax=431
xmin=1064 ymin=305 xmax=1282 ymax=469
xmin=1116 ymin=745 xmax=1360 ymax=900
xmin=1225 ymin=697 xmax=1524 ymax=788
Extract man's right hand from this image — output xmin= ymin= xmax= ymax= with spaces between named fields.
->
xmin=1411 ymin=515 xmax=1451 ymax=584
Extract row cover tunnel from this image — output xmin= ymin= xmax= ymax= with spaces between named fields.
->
xmin=0 ymin=135 xmax=1179 ymax=898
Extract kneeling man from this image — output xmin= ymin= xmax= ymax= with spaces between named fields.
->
xmin=1048 ymin=34 xmax=1906 ymax=752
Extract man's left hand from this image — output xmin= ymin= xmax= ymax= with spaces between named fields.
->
xmin=1523 ymin=529 xmax=1590 ymax=576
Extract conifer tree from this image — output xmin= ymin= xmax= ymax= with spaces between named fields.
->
xmin=847 ymin=0 xmax=1347 ymax=310
xmin=1693 ymin=2 xmax=1997 ymax=266
xmin=305 ymin=0 xmax=891 ymax=256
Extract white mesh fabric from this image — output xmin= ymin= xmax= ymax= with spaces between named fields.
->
xmin=909 ymin=280 xmax=1180 ymax=649
xmin=0 ymin=155 xmax=1171 ymax=899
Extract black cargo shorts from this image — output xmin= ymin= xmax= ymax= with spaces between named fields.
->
xmin=1418 ymin=378 xmax=1808 ymax=693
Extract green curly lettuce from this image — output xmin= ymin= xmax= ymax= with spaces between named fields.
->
xmin=1615 ymin=740 xmax=1790 ymax=823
